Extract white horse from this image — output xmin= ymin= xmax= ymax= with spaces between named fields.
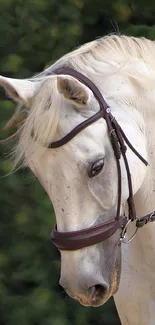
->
xmin=1 ymin=34 xmax=155 ymax=325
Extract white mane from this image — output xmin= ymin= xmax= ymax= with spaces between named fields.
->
xmin=12 ymin=34 xmax=155 ymax=167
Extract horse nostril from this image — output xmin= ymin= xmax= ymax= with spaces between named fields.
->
xmin=95 ymin=284 xmax=108 ymax=297
xmin=89 ymin=284 xmax=108 ymax=302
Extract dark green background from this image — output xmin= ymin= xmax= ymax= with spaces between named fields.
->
xmin=0 ymin=1 xmax=155 ymax=324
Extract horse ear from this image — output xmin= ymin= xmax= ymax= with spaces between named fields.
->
xmin=0 ymin=75 xmax=38 ymax=106
xmin=57 ymin=76 xmax=90 ymax=107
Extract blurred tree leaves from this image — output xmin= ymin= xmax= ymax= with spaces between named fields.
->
xmin=1 ymin=0 xmax=155 ymax=324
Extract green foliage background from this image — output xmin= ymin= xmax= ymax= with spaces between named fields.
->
xmin=0 ymin=1 xmax=155 ymax=324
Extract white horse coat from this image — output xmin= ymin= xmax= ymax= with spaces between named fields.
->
xmin=1 ymin=35 xmax=155 ymax=325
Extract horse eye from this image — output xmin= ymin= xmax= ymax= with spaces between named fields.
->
xmin=88 ymin=158 xmax=104 ymax=178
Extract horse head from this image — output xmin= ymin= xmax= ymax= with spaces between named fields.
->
xmin=0 ymin=35 xmax=150 ymax=308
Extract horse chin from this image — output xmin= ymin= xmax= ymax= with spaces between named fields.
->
xmin=78 ymin=297 xmax=109 ymax=307
xmin=77 ymin=286 xmax=117 ymax=307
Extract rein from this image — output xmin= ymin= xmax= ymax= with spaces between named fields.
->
xmin=48 ymin=67 xmax=155 ymax=251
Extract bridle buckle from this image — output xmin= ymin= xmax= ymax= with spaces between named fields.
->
xmin=120 ymin=219 xmax=138 ymax=244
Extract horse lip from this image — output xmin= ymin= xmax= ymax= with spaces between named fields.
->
xmin=78 ymin=296 xmax=109 ymax=307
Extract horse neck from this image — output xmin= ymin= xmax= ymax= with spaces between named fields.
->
xmin=125 ymin=81 xmax=155 ymax=266
xmin=133 ymin=114 xmax=155 ymax=257
xmin=133 ymin=77 xmax=155 ymax=215
xmin=114 ymin=80 xmax=155 ymax=324
xmin=134 ymin=119 xmax=155 ymax=215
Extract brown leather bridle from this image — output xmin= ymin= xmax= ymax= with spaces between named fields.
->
xmin=48 ymin=67 xmax=155 ymax=251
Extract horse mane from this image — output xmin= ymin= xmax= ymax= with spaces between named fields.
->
xmin=44 ymin=34 xmax=155 ymax=76
xmin=8 ymin=34 xmax=155 ymax=167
